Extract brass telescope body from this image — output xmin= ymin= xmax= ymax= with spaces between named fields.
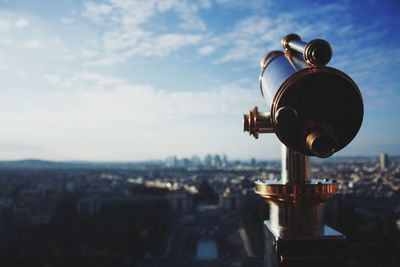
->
xmin=243 ymin=33 xmax=364 ymax=267
xmin=245 ymin=48 xmax=363 ymax=158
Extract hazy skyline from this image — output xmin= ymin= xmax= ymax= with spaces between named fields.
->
xmin=0 ymin=0 xmax=399 ymax=161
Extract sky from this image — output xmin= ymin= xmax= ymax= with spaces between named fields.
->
xmin=0 ymin=0 xmax=399 ymax=161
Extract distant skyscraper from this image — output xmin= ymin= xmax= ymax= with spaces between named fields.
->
xmin=251 ymin=158 xmax=256 ymax=167
xmin=379 ymin=153 xmax=389 ymax=170
xmin=213 ymin=154 xmax=222 ymax=167
xmin=165 ymin=156 xmax=178 ymax=167
xmin=191 ymin=155 xmax=202 ymax=167
xmin=204 ymin=154 xmax=213 ymax=168
xmin=222 ymin=154 xmax=228 ymax=166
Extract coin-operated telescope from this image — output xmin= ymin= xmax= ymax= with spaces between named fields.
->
xmin=244 ymin=34 xmax=363 ymax=267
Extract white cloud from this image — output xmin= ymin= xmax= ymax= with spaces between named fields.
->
xmin=0 ymin=38 xmax=14 ymax=45
xmin=81 ymin=0 xmax=327 ymax=66
xmin=82 ymin=2 xmax=113 ymax=23
xmin=42 ymin=71 xmax=125 ymax=91
xmin=81 ymin=49 xmax=97 ymax=58
xmin=215 ymin=0 xmax=265 ymax=9
xmin=85 ymin=30 xmax=204 ymax=66
xmin=60 ymin=17 xmax=75 ymax=25
xmin=199 ymin=0 xmax=212 ymax=9
xmin=0 ymin=19 xmax=11 ymax=32
xmin=15 ymin=19 xmax=29 ymax=28
xmin=81 ymin=0 xmax=210 ymax=65
xmin=43 ymin=74 xmax=61 ymax=84
xmin=206 ymin=6 xmax=349 ymax=64
xmin=139 ymin=33 xmax=204 ymax=56
xmin=212 ymin=16 xmax=277 ymax=63
xmin=23 ymin=40 xmax=41 ymax=48
xmin=40 ymin=71 xmax=255 ymax=118
xmin=198 ymin=45 xmax=215 ymax=55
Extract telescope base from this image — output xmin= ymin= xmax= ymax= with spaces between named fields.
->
xmin=263 ymin=220 xmax=346 ymax=267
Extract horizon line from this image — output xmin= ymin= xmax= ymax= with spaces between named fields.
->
xmin=0 ymin=154 xmax=395 ymax=163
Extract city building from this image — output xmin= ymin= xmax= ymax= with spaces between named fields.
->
xmin=380 ymin=153 xmax=389 ymax=170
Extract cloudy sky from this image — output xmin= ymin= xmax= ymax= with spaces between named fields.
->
xmin=0 ymin=0 xmax=399 ymax=161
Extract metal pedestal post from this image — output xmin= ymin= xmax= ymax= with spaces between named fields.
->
xmin=264 ymin=219 xmax=345 ymax=267
xmin=256 ymin=145 xmax=346 ymax=267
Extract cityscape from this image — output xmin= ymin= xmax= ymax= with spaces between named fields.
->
xmin=0 ymin=153 xmax=398 ymax=267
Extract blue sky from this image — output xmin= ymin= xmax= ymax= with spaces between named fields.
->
xmin=0 ymin=0 xmax=399 ymax=161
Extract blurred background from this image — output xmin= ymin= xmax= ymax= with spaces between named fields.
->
xmin=0 ymin=0 xmax=399 ymax=266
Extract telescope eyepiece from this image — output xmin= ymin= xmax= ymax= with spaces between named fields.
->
xmin=305 ymin=39 xmax=332 ymax=66
xmin=282 ymin=34 xmax=332 ymax=66
xmin=306 ymin=131 xmax=337 ymax=158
